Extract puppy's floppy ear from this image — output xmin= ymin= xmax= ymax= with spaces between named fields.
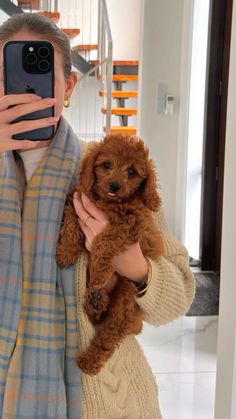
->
xmin=78 ymin=142 xmax=101 ymax=195
xmin=140 ymin=159 xmax=162 ymax=211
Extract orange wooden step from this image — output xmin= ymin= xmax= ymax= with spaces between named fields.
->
xmin=99 ymin=90 xmax=138 ymax=98
xmin=38 ymin=11 xmax=60 ymax=23
xmin=98 ymin=74 xmax=138 ymax=82
xmin=73 ymin=44 xmax=98 ymax=51
xmin=62 ymin=28 xmax=80 ymax=38
xmin=90 ymin=60 xmax=101 ymax=66
xmin=112 ymin=60 xmax=139 ymax=66
xmin=112 ymin=75 xmax=138 ymax=82
xmin=105 ymin=126 xmax=137 ymax=135
xmin=90 ymin=60 xmax=139 ymax=66
xmin=102 ymin=107 xmax=137 ymax=116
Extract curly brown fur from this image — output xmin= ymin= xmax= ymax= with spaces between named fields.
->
xmin=56 ymin=134 xmax=164 ymax=375
xmin=76 ymin=277 xmax=144 ymax=375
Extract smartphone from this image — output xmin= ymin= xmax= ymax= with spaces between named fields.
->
xmin=3 ymin=40 xmax=55 ymax=141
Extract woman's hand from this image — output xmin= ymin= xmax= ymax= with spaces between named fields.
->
xmin=73 ymin=192 xmax=109 ymax=252
xmin=111 ymin=242 xmax=148 ymax=285
xmin=73 ymin=193 xmax=148 ymax=292
xmin=0 ymin=93 xmax=58 ymax=153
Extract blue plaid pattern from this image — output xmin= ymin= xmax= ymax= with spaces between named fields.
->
xmin=0 ymin=117 xmax=82 ymax=418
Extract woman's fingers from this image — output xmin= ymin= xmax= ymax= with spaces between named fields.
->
xmin=0 ymin=97 xmax=56 ymax=124
xmin=73 ymin=192 xmax=108 ymax=225
xmin=77 ymin=209 xmax=96 ymax=252
xmin=80 ymin=193 xmax=108 ymax=223
xmin=7 ymin=115 xmax=59 ymax=136
xmin=0 ymin=94 xmax=58 ymax=154
xmin=0 ymin=116 xmax=59 ymax=153
xmin=73 ymin=192 xmax=109 ymax=252
xmin=0 ymin=93 xmax=42 ymax=112
xmin=73 ymin=194 xmax=94 ymax=226
xmin=0 ymin=139 xmax=40 ymax=152
xmin=78 ymin=219 xmax=93 ymax=251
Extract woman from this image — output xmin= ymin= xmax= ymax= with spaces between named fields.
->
xmin=0 ymin=13 xmax=195 ymax=419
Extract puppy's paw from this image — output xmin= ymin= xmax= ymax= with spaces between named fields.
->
xmin=76 ymin=351 xmax=104 ymax=375
xmin=85 ymin=289 xmax=110 ymax=324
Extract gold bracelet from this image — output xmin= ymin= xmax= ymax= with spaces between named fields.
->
xmin=134 ymin=276 xmax=148 ymax=290
xmin=136 ymin=275 xmax=151 ymax=296
xmin=136 ymin=257 xmax=153 ymax=296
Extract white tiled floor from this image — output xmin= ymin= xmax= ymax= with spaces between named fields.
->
xmin=137 ymin=315 xmax=218 ymax=419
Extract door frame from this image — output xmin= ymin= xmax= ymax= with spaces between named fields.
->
xmin=200 ymin=0 xmax=233 ymax=272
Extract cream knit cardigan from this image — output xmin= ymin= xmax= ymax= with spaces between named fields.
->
xmin=75 ymin=141 xmax=196 ymax=419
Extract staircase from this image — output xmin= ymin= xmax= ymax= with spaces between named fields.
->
xmin=3 ymin=0 xmax=139 ymax=139
xmin=103 ymin=62 xmax=138 ymax=136
xmin=89 ymin=55 xmax=139 ymax=135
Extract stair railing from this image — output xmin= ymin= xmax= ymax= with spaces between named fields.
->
xmin=97 ymin=0 xmax=113 ymax=134
xmin=63 ymin=0 xmax=113 ymax=140
xmin=41 ymin=0 xmax=113 ymax=140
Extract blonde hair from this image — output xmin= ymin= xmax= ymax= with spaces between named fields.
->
xmin=0 ymin=13 xmax=72 ymax=78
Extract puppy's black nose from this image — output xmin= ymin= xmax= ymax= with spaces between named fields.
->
xmin=109 ymin=182 xmax=121 ymax=192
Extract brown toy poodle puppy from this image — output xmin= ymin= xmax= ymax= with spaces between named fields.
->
xmin=56 ymin=134 xmax=164 ymax=375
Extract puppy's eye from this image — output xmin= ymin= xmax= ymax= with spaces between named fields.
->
xmin=128 ymin=168 xmax=136 ymax=177
xmin=103 ymin=161 xmax=112 ymax=169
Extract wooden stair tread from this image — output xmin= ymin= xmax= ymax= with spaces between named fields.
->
xmin=98 ymin=74 xmax=138 ymax=82
xmin=61 ymin=28 xmax=80 ymax=38
xmin=73 ymin=44 xmax=98 ymax=51
xmin=90 ymin=60 xmax=138 ymax=66
xmin=112 ymin=75 xmax=138 ymax=82
xmin=99 ymin=90 xmax=138 ymax=98
xmin=102 ymin=107 xmax=137 ymax=116
xmin=104 ymin=126 xmax=137 ymax=135
xmin=38 ymin=11 xmax=60 ymax=23
xmin=113 ymin=60 xmax=139 ymax=66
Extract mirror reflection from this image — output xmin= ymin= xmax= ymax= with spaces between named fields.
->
xmin=0 ymin=1 xmax=234 ymax=418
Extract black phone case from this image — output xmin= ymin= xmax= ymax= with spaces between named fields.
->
xmin=3 ymin=40 xmax=55 ymax=141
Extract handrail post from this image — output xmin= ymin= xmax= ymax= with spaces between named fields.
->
xmin=106 ymin=40 xmax=112 ymax=134
xmin=97 ymin=0 xmax=102 ymax=75
xmin=100 ymin=0 xmax=113 ymax=135
xmin=54 ymin=0 xmax=58 ymax=12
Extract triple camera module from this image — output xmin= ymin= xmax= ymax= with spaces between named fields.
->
xmin=23 ymin=42 xmax=53 ymax=74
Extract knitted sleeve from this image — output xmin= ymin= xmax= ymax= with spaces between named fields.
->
xmin=134 ymin=208 xmax=196 ymax=325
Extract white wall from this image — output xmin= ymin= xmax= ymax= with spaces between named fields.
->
xmin=106 ymin=0 xmax=142 ymax=60
xmin=185 ymin=0 xmax=210 ymax=260
xmin=139 ymin=0 xmax=192 ymax=236
xmin=175 ymin=0 xmax=194 ymax=242
xmin=214 ymin=1 xmax=236 ymax=417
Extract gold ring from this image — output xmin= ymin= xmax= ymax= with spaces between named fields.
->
xmin=81 ymin=214 xmax=92 ymax=227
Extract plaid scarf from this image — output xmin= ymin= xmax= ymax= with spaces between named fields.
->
xmin=0 ymin=116 xmax=82 ymax=418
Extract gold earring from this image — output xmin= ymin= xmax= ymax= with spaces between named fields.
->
xmin=64 ymin=97 xmax=70 ymax=108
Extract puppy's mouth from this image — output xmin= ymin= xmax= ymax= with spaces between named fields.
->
xmin=107 ymin=192 xmax=117 ymax=197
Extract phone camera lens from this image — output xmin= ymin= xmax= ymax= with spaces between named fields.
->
xmin=26 ymin=53 xmax=37 ymax=65
xmin=38 ymin=59 xmax=50 ymax=72
xmin=38 ymin=46 xmax=50 ymax=58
